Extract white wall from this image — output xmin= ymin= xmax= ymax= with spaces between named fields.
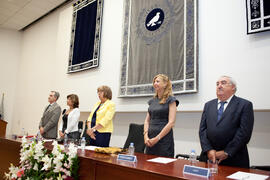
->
xmin=1 ymin=0 xmax=270 ymax=166
xmin=196 ymin=0 xmax=270 ymax=111
xmin=11 ymin=6 xmax=61 ymax=134
xmin=0 ymin=28 xmax=21 ymax=134
xmin=36 ymin=0 xmax=270 ymax=112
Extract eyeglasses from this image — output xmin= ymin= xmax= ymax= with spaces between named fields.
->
xmin=216 ymin=80 xmax=231 ymax=86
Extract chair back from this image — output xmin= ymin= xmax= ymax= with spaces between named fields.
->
xmin=78 ymin=121 xmax=83 ymax=129
xmin=81 ymin=120 xmax=91 ymax=145
xmin=78 ymin=121 xmax=83 ymax=137
xmin=123 ymin=123 xmax=145 ymax=153
xmin=251 ymin=166 xmax=270 ymax=171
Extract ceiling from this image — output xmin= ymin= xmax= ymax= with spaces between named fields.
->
xmin=0 ymin=0 xmax=71 ymax=31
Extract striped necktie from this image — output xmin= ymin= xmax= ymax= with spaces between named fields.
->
xmin=217 ymin=101 xmax=226 ymax=121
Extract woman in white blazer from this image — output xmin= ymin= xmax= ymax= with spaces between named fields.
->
xmin=59 ymin=94 xmax=80 ymax=140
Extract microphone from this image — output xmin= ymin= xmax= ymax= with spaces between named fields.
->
xmin=62 ymin=109 xmax=66 ymax=115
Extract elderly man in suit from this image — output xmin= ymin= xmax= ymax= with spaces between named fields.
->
xmin=39 ymin=91 xmax=61 ymax=139
xmin=199 ymin=76 xmax=254 ymax=168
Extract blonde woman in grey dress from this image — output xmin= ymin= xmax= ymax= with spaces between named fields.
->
xmin=144 ymin=74 xmax=179 ymax=157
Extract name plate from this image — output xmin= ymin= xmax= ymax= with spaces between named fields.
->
xmin=183 ymin=165 xmax=210 ymax=178
xmin=117 ymin=154 xmax=137 ymax=162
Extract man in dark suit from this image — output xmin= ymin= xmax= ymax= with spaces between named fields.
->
xmin=199 ymin=76 xmax=254 ymax=168
xmin=39 ymin=91 xmax=61 ymax=139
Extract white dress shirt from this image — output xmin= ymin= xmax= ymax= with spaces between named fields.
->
xmin=217 ymin=95 xmax=234 ymax=112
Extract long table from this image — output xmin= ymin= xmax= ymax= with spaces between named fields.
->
xmin=1 ymin=137 xmax=269 ymax=180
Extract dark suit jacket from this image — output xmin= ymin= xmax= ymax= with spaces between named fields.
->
xmin=199 ymin=95 xmax=254 ymax=168
xmin=39 ymin=103 xmax=61 ymax=139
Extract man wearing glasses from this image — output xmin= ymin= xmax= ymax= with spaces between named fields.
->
xmin=199 ymin=75 xmax=254 ymax=168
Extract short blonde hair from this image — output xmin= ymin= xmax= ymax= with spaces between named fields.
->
xmin=153 ymin=74 xmax=173 ymax=104
xmin=97 ymin=85 xmax=112 ymax=100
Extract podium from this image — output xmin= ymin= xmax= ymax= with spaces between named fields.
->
xmin=0 ymin=119 xmax=7 ymax=137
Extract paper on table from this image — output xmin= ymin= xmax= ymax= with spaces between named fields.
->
xmin=78 ymin=145 xmax=100 ymax=151
xmin=147 ymin=157 xmax=177 ymax=164
xmin=227 ymin=171 xmax=269 ymax=180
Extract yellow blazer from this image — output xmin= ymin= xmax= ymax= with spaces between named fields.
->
xmin=87 ymin=100 xmax=115 ymax=133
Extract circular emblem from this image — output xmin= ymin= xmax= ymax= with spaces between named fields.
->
xmin=136 ymin=4 xmax=174 ymax=45
xmin=145 ymin=8 xmax=165 ymax=31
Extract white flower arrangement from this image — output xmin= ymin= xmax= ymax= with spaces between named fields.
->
xmin=5 ymin=136 xmax=79 ymax=180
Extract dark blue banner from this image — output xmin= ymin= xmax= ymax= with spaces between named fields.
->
xmin=68 ymin=0 xmax=103 ymax=73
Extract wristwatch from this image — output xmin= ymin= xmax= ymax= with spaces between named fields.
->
xmin=224 ymin=152 xmax=229 ymax=157
xmin=92 ymin=128 xmax=96 ymax=132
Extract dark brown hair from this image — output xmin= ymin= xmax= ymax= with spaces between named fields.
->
xmin=67 ymin=94 xmax=79 ymax=108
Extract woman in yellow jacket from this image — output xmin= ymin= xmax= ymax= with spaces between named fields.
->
xmin=86 ymin=86 xmax=115 ymax=147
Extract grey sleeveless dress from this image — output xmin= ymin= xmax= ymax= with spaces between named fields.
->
xmin=146 ymin=96 xmax=179 ymax=157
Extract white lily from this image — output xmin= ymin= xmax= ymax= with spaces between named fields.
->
xmin=8 ymin=164 xmax=19 ymax=179
xmin=33 ymin=163 xmax=38 ymax=171
xmin=41 ymin=155 xmax=52 ymax=171
xmin=53 ymin=159 xmax=62 ymax=173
